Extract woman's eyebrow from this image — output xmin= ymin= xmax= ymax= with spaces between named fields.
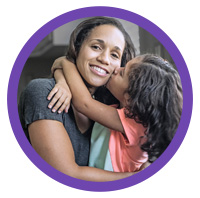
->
xmin=91 ymin=39 xmax=123 ymax=52
xmin=90 ymin=39 xmax=104 ymax=44
xmin=114 ymin=46 xmax=122 ymax=52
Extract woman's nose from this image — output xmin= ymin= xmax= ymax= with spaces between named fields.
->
xmin=97 ymin=51 xmax=110 ymax=65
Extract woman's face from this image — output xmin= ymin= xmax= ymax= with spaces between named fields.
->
xmin=76 ymin=25 xmax=125 ymax=88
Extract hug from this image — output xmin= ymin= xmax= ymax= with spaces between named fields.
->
xmin=19 ymin=17 xmax=183 ymax=181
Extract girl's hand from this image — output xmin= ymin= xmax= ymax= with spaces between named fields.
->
xmin=47 ymin=81 xmax=72 ymax=113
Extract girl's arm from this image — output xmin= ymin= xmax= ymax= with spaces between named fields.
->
xmin=60 ymin=59 xmax=125 ymax=133
xmin=47 ymin=69 xmax=71 ymax=113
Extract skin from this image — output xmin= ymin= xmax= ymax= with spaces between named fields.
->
xmin=48 ymin=24 xmax=125 ymax=113
xmin=76 ymin=25 xmax=125 ymax=89
xmin=49 ymin=69 xmax=71 ymax=113
xmin=28 ymin=25 xmax=138 ymax=181
xmin=50 ymin=56 xmax=149 ymax=173
xmin=53 ymin=57 xmax=142 ymax=133
xmin=106 ymin=57 xmax=143 ymax=106
xmin=29 ymin=120 xmax=133 ymax=181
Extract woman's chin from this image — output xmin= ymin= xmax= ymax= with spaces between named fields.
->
xmin=88 ymin=78 xmax=109 ymax=88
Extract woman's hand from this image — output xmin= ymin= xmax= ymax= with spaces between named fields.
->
xmin=140 ymin=161 xmax=151 ymax=170
xmin=47 ymin=80 xmax=72 ymax=113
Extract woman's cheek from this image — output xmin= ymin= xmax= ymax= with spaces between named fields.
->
xmin=111 ymin=62 xmax=121 ymax=75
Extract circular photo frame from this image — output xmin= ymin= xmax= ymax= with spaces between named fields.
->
xmin=7 ymin=6 xmax=193 ymax=191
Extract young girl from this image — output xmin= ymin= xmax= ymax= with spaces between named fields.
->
xmin=50 ymin=54 xmax=183 ymax=172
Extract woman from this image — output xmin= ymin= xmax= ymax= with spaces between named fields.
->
xmin=18 ymin=17 xmax=137 ymax=181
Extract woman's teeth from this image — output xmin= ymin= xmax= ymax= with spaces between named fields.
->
xmin=91 ymin=66 xmax=107 ymax=74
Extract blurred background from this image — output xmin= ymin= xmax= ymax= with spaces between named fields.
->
xmin=17 ymin=17 xmax=173 ymax=103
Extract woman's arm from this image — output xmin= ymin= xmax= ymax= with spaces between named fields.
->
xmin=22 ymin=78 xmax=135 ymax=181
xmin=28 ymin=120 xmax=134 ymax=181
xmin=60 ymin=59 xmax=125 ymax=133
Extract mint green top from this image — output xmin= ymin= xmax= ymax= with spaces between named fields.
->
xmin=88 ymin=122 xmax=113 ymax=171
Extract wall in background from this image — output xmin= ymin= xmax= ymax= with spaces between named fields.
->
xmin=18 ymin=17 xmax=172 ymax=103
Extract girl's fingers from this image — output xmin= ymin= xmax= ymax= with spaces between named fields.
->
xmin=47 ymin=84 xmax=72 ymax=113
xmin=51 ymin=94 xmax=66 ymax=113
xmin=65 ymin=104 xmax=70 ymax=113
xmin=58 ymin=98 xmax=71 ymax=114
xmin=47 ymin=87 xmax=58 ymax=101
xmin=48 ymin=91 xmax=62 ymax=110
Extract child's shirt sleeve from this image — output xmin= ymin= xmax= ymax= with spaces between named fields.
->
xmin=116 ymin=108 xmax=146 ymax=146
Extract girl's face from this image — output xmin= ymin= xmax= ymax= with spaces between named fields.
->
xmin=106 ymin=57 xmax=142 ymax=105
xmin=76 ymin=25 xmax=125 ymax=88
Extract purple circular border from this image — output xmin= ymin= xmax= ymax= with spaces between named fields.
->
xmin=7 ymin=7 xmax=193 ymax=191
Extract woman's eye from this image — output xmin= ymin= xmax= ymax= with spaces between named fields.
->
xmin=92 ymin=45 xmax=101 ymax=50
xmin=111 ymin=53 xmax=119 ymax=59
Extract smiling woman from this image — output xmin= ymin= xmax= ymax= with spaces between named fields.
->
xmin=76 ymin=24 xmax=125 ymax=87
xmin=18 ymin=16 xmax=137 ymax=182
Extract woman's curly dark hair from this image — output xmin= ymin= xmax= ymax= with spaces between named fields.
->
xmin=124 ymin=54 xmax=183 ymax=163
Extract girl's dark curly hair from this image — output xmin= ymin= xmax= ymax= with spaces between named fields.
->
xmin=124 ymin=54 xmax=183 ymax=162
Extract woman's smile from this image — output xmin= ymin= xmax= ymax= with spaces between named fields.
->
xmin=90 ymin=65 xmax=109 ymax=77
